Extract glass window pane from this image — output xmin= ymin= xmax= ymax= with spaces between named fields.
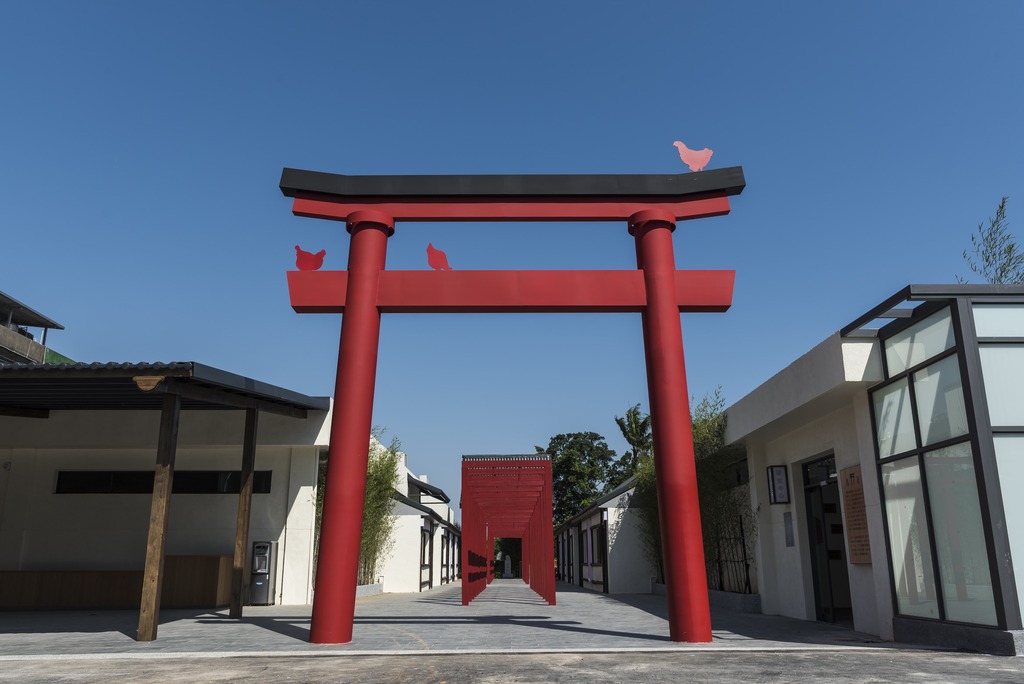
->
xmin=979 ymin=344 xmax=1024 ymax=427
xmin=873 ymin=379 xmax=917 ymax=457
xmin=885 ymin=308 xmax=954 ymax=375
xmin=923 ymin=443 xmax=997 ymax=625
xmin=882 ymin=458 xmax=939 ymax=619
xmin=913 ymin=354 xmax=969 ymax=446
xmin=993 ymin=435 xmax=1024 ymax=611
xmin=973 ymin=304 xmax=1024 ymax=337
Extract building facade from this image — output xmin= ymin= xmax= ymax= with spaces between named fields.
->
xmin=726 ymin=285 xmax=1024 ymax=654
xmin=0 ymin=369 xmax=460 ymax=610
xmin=555 ymin=477 xmax=659 ymax=595
xmin=376 ymin=468 xmax=460 ymax=593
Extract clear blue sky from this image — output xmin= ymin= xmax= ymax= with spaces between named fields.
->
xmin=2 ymin=2 xmax=1021 ymax=512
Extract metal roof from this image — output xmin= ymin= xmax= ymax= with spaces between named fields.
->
xmin=0 ymin=361 xmax=329 ymax=417
xmin=408 ymin=474 xmax=450 ymax=503
xmin=392 ymin=491 xmax=459 ymax=532
xmin=840 ymin=284 xmax=1024 ymax=338
xmin=0 ymin=290 xmax=64 ymax=330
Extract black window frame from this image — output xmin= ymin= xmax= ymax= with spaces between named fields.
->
xmin=870 ymin=297 xmax=1022 ymax=630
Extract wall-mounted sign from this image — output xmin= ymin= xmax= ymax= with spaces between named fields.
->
xmin=767 ymin=465 xmax=790 ymax=504
xmin=841 ymin=465 xmax=871 ymax=564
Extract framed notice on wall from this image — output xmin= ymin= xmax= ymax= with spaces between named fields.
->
xmin=767 ymin=465 xmax=790 ymax=504
xmin=841 ymin=465 xmax=872 ymax=564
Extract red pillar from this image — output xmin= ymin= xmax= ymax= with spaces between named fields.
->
xmin=542 ymin=458 xmax=555 ymax=605
xmin=309 ymin=210 xmax=394 ymax=644
xmin=522 ymin=528 xmax=531 ymax=584
xmin=630 ymin=209 xmax=712 ymax=643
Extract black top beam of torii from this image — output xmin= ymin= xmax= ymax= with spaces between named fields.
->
xmin=280 ymin=166 xmax=746 ymax=201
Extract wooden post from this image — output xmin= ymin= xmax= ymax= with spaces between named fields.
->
xmin=137 ymin=392 xmax=181 ymax=642
xmin=230 ymin=408 xmax=259 ymax=618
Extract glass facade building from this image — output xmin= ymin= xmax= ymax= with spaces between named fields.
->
xmin=860 ymin=288 xmax=1024 ymax=637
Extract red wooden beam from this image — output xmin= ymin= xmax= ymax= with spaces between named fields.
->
xmin=292 ymin=195 xmax=731 ymax=223
xmin=288 ymin=270 xmax=734 ymax=314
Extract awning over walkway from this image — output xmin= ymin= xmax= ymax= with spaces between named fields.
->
xmin=0 ymin=361 xmax=328 ymax=418
xmin=0 ymin=360 xmax=328 ymax=641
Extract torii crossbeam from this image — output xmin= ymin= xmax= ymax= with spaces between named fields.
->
xmin=281 ymin=166 xmax=745 ymax=645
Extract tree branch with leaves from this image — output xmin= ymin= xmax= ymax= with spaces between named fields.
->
xmin=961 ymin=197 xmax=1023 ymax=284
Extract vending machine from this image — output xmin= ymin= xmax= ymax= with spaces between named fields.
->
xmin=248 ymin=541 xmax=278 ymax=605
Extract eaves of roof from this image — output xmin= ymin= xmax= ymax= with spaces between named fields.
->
xmin=0 ymin=361 xmax=329 ymax=416
xmin=392 ymin=490 xmax=460 ymax=533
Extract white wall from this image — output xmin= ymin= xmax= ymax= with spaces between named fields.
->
xmin=0 ymin=407 xmax=327 ymax=605
xmin=378 ymin=503 xmax=424 ymax=593
xmin=607 ymin=503 xmax=658 ymax=593
xmin=745 ymin=399 xmax=893 ymax=639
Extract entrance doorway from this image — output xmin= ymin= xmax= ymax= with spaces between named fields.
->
xmin=802 ymin=454 xmax=853 ymax=625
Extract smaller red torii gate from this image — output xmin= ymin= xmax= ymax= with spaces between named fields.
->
xmin=281 ymin=166 xmax=745 ymax=645
xmin=461 ymin=455 xmax=555 ymax=606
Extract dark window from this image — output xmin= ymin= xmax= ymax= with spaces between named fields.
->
xmin=591 ymin=525 xmax=605 ymax=564
xmin=55 ymin=470 xmax=272 ymax=494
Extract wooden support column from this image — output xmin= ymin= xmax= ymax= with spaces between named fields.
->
xmin=230 ymin=408 xmax=259 ymax=618
xmin=137 ymin=392 xmax=181 ymax=642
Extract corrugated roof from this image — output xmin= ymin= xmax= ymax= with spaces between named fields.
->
xmin=0 ymin=361 xmax=329 ymax=415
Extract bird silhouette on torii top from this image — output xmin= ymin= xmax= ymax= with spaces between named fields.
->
xmin=291 ymin=140 xmax=717 ymax=273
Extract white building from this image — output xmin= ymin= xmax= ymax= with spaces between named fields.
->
xmin=377 ymin=464 xmax=460 ymax=593
xmin=726 ymin=285 xmax=1024 ymax=655
xmin=0 ymin=361 xmax=459 ymax=613
xmin=554 ymin=476 xmax=659 ymax=594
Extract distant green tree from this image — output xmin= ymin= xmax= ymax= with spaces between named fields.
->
xmin=493 ymin=537 xmax=521 ymax=578
xmin=536 ymin=432 xmax=616 ymax=526
xmin=606 ymin=403 xmax=652 ymax=489
xmin=961 ymin=197 xmax=1023 ymax=284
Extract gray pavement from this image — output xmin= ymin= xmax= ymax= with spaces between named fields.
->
xmin=0 ymin=580 xmax=894 ymax=657
xmin=4 ymin=580 xmax=1023 ymax=682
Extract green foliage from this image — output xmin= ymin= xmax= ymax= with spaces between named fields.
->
xmin=961 ymin=197 xmax=1023 ymax=284
xmin=359 ymin=432 xmax=401 ymax=585
xmin=493 ymin=537 xmax=521 ymax=578
xmin=691 ymin=390 xmax=757 ymax=593
xmin=536 ymin=432 xmax=616 ymax=526
xmin=628 ymin=390 xmax=758 ymax=592
xmin=314 ymin=427 xmax=401 ymax=586
xmin=607 ymin=403 xmax=652 ymax=489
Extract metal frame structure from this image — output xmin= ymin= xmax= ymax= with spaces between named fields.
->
xmin=281 ymin=165 xmax=746 ymax=644
xmin=843 ymin=285 xmax=1024 ymax=638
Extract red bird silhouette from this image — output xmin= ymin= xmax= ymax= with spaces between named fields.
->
xmin=672 ymin=141 xmax=713 ymax=172
xmin=427 ymin=243 xmax=452 ymax=271
xmin=295 ymin=245 xmax=326 ymax=271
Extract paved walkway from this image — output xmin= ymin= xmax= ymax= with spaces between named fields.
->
xmin=0 ymin=580 xmax=915 ymax=660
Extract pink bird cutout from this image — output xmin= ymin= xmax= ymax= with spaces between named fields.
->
xmin=673 ymin=141 xmax=713 ymax=172
xmin=427 ymin=243 xmax=452 ymax=271
xmin=295 ymin=245 xmax=326 ymax=271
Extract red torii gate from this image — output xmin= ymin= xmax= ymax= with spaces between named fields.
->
xmin=281 ymin=166 xmax=745 ymax=644
xmin=461 ymin=455 xmax=555 ymax=606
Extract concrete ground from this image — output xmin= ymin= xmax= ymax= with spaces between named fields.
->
xmin=1 ymin=580 xmax=1022 ymax=682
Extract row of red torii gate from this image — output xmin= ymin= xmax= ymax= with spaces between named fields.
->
xmin=281 ymin=164 xmax=746 ymax=644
